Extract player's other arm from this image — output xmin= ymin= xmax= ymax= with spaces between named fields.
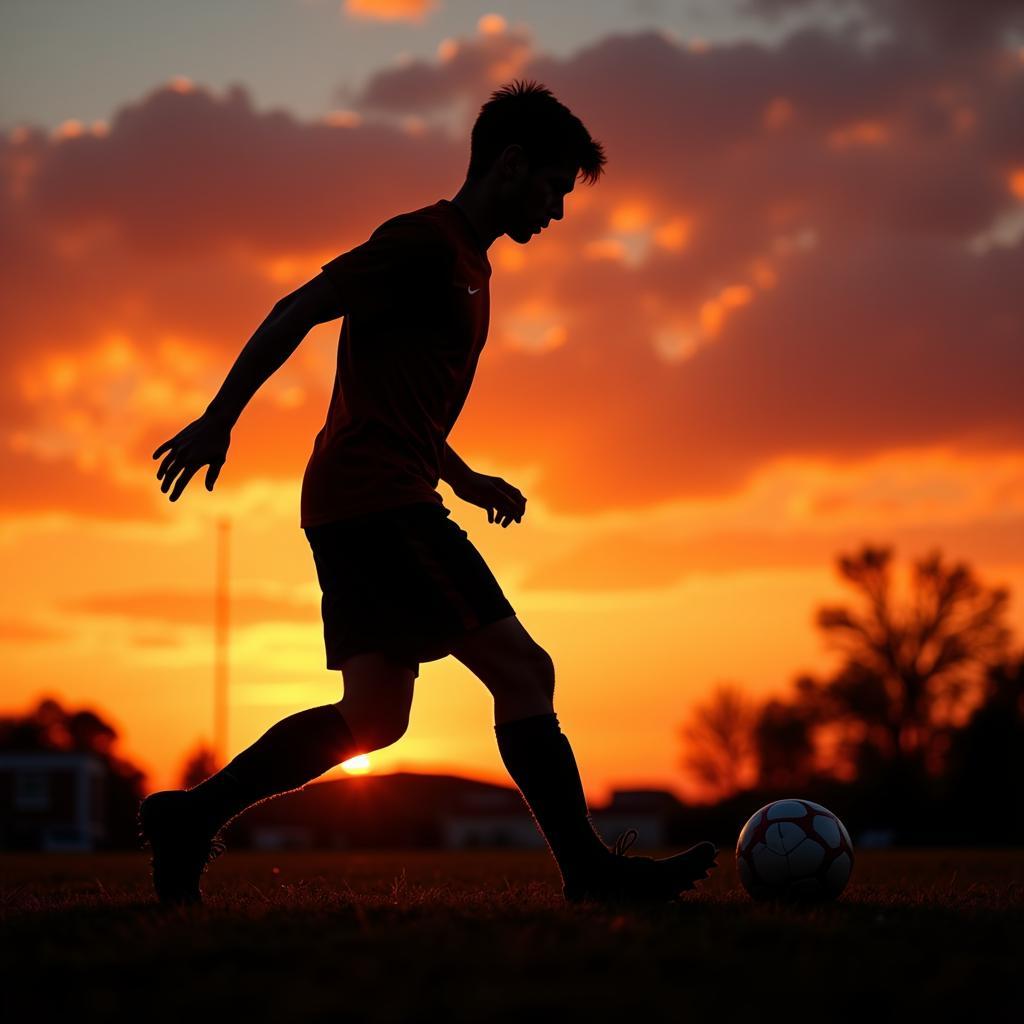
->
xmin=153 ymin=273 xmax=343 ymax=501
xmin=440 ymin=443 xmax=528 ymax=528
xmin=440 ymin=442 xmax=476 ymax=492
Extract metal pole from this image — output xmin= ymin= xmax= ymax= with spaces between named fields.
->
xmin=214 ymin=517 xmax=230 ymax=766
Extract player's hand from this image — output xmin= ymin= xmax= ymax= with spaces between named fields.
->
xmin=454 ymin=470 xmax=526 ymax=527
xmin=152 ymin=410 xmax=232 ymax=502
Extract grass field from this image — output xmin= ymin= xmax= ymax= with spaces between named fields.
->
xmin=2 ymin=848 xmax=1021 ymax=1021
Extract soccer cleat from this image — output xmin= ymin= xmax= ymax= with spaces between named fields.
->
xmin=562 ymin=828 xmax=718 ymax=906
xmin=137 ymin=790 xmax=227 ymax=906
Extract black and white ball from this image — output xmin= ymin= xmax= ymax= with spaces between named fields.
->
xmin=736 ymin=799 xmax=854 ymax=902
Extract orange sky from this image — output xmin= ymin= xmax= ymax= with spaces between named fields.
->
xmin=3 ymin=5 xmax=1024 ymax=805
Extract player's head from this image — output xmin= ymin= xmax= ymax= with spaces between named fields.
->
xmin=465 ymin=79 xmax=606 ymax=244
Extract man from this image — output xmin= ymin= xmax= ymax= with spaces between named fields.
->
xmin=140 ymin=80 xmax=718 ymax=907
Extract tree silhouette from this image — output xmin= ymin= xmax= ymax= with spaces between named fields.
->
xmin=941 ymin=650 xmax=1024 ymax=842
xmin=678 ymin=682 xmax=759 ymax=802
xmin=179 ymin=740 xmax=218 ymax=789
xmin=801 ymin=545 xmax=1012 ymax=786
xmin=753 ymin=688 xmax=818 ymax=791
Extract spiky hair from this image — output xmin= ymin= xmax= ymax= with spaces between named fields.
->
xmin=466 ymin=79 xmax=606 ymax=185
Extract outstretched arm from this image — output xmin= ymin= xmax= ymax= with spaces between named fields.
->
xmin=153 ymin=273 xmax=343 ymax=501
xmin=205 ymin=273 xmax=342 ymax=428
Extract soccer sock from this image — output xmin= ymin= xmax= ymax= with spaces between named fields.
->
xmin=187 ymin=704 xmax=359 ymax=834
xmin=494 ymin=712 xmax=610 ymax=883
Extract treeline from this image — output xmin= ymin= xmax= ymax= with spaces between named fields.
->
xmin=677 ymin=545 xmax=1024 ymax=845
xmin=0 ymin=698 xmax=147 ymax=848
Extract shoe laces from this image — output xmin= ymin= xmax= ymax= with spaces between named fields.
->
xmin=612 ymin=827 xmax=639 ymax=857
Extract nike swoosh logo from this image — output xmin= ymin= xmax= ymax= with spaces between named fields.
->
xmin=468 ymin=286 xmax=480 ymax=294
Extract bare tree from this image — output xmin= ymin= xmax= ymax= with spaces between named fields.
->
xmin=678 ymin=682 xmax=759 ymax=802
xmin=806 ymin=545 xmax=1012 ymax=780
xmin=753 ymin=692 xmax=817 ymax=790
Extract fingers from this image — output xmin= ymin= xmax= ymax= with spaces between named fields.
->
xmin=500 ymin=501 xmax=526 ymax=527
xmin=154 ymin=419 xmax=229 ymax=502
xmin=169 ymin=464 xmax=201 ymax=501
xmin=161 ymin=463 xmax=185 ymax=496
xmin=488 ymin=483 xmax=526 ymax=528
xmin=156 ymin=451 xmax=176 ymax=482
xmin=472 ymin=479 xmax=530 ymax=527
xmin=488 ymin=505 xmax=516 ymax=527
xmin=153 ymin=424 xmax=190 ymax=464
xmin=494 ymin=506 xmax=524 ymax=528
xmin=488 ymin=491 xmax=527 ymax=527
xmin=159 ymin=457 xmax=216 ymax=500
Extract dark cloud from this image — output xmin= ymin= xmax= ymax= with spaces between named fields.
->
xmin=522 ymin=515 xmax=1024 ymax=590
xmin=1 ymin=15 xmax=1021 ymax=524
xmin=24 ymin=84 xmax=460 ymax=258
xmin=349 ymin=24 xmax=533 ymax=113
xmin=743 ymin=0 xmax=1024 ymax=55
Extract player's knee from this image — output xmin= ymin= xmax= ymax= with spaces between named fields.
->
xmin=340 ymin=701 xmax=410 ymax=751
xmin=377 ymin=717 xmax=410 ymax=749
xmin=362 ymin=713 xmax=409 ymax=751
xmin=474 ymin=643 xmax=555 ymax=706
xmin=508 ymin=646 xmax=555 ymax=705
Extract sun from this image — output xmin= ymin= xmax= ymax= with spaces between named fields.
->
xmin=341 ymin=754 xmax=371 ymax=774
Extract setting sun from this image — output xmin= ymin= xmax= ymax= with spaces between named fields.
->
xmin=341 ymin=754 xmax=372 ymax=774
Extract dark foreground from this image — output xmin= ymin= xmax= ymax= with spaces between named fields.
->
xmin=2 ymin=849 xmax=1021 ymax=1021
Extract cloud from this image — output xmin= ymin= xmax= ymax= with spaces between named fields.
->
xmin=343 ymin=0 xmax=439 ymax=24
xmin=0 ymin=449 xmax=164 ymax=522
xmin=521 ymin=514 xmax=1024 ymax=591
xmin=0 ymin=617 xmax=69 ymax=643
xmin=348 ymin=17 xmax=532 ymax=112
xmin=1 ymin=12 xmax=1022 ymax=528
xmin=743 ymin=0 xmax=1024 ymax=55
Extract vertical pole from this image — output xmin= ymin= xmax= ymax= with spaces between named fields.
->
xmin=214 ymin=517 xmax=231 ymax=766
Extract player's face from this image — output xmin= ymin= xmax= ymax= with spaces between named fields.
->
xmin=504 ymin=158 xmax=577 ymax=244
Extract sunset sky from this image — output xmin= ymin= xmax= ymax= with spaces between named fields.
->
xmin=3 ymin=0 xmax=1023 ymax=806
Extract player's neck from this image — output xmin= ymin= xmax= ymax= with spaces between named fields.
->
xmin=448 ymin=184 xmax=501 ymax=252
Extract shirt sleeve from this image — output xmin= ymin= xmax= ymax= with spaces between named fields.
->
xmin=320 ymin=216 xmax=455 ymax=321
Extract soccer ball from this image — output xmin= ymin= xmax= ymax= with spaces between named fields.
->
xmin=736 ymin=798 xmax=854 ymax=902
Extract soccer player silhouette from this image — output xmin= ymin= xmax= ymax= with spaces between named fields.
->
xmin=140 ymin=80 xmax=718 ymax=907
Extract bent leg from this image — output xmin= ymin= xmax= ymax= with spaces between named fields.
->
xmin=449 ymin=614 xmax=554 ymax=724
xmin=449 ymin=615 xmax=609 ymax=890
xmin=188 ymin=652 xmax=414 ymax=833
xmin=336 ymin=651 xmax=416 ymax=751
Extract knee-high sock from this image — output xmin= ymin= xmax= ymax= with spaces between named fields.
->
xmin=494 ymin=712 xmax=609 ymax=881
xmin=187 ymin=704 xmax=359 ymax=833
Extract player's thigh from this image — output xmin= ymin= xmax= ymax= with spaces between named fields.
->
xmin=337 ymin=651 xmax=416 ymax=747
xmin=449 ymin=614 xmax=554 ymax=698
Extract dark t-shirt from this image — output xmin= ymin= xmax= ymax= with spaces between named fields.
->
xmin=300 ymin=199 xmax=491 ymax=528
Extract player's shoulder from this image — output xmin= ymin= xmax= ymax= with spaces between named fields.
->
xmin=371 ymin=203 xmax=454 ymax=251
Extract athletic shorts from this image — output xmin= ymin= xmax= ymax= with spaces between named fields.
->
xmin=303 ymin=502 xmax=516 ymax=679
